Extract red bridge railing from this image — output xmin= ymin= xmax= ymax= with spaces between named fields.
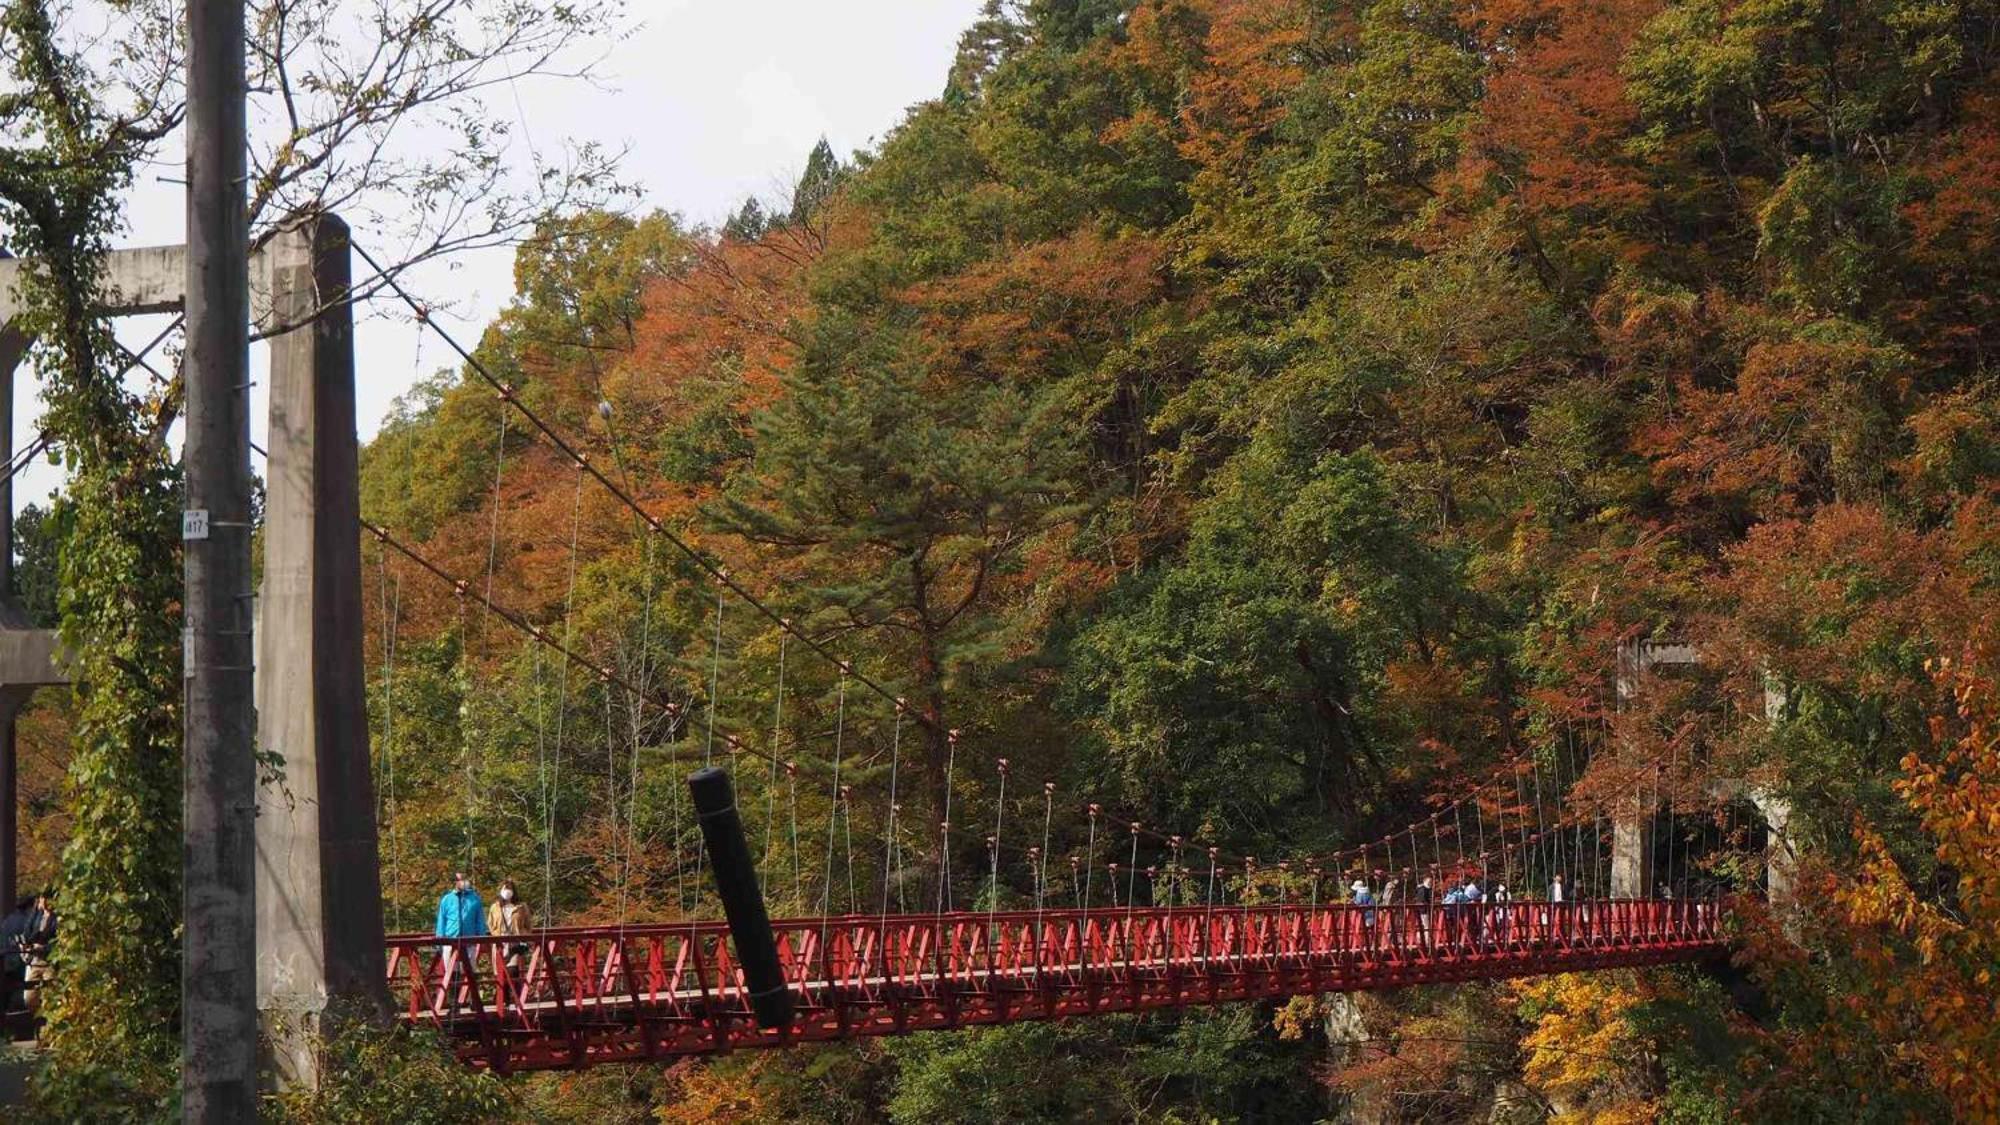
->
xmin=387 ymin=899 xmax=1727 ymax=1072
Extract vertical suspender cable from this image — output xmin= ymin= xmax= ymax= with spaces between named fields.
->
xmin=1665 ymin=741 xmax=1680 ymax=897
xmin=621 ymin=535 xmax=655 ymax=929
xmin=603 ymin=686 xmax=619 ymax=915
xmin=1530 ymin=756 xmax=1550 ymax=889
xmin=1127 ymin=824 xmax=1141 ymax=919
xmin=1037 ymin=784 xmax=1054 ymax=924
xmin=767 ymin=633 xmax=787 ymax=862
xmin=703 ymin=584 xmax=724 ymax=767
xmin=989 ymin=759 xmax=1010 ymax=930
xmin=1083 ymin=805 xmax=1100 ymax=910
xmin=695 ymin=582 xmax=725 ymax=897
xmin=458 ymin=398 xmax=508 ymax=882
xmin=376 ymin=550 xmax=403 ymax=930
xmin=1452 ymin=802 xmax=1466 ymax=881
xmin=544 ymin=461 xmax=585 ymax=924
xmin=787 ymin=761 xmax=801 ymax=908
xmin=455 ymin=592 xmax=474 ymax=876
xmin=1567 ymin=724 xmax=1586 ymax=895
xmin=881 ymin=704 xmax=904 ymax=918
xmin=842 ymin=785 xmax=856 ymax=914
xmin=670 ymin=695 xmax=688 ymax=912
xmin=1474 ymin=793 xmax=1487 ymax=886
xmin=473 ymin=401 xmax=508 ymax=867
xmin=821 ymin=670 xmax=848 ymax=921
xmin=937 ymin=729 xmax=959 ymax=914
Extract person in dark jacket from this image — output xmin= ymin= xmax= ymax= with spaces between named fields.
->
xmin=1 ymin=895 xmax=30 ymax=1012
xmin=18 ymin=891 xmax=56 ymax=1014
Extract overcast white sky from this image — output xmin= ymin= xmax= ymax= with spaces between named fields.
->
xmin=11 ymin=0 xmax=985 ymax=511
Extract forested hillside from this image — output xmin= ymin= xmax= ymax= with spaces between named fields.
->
xmin=358 ymin=0 xmax=2000 ymax=1119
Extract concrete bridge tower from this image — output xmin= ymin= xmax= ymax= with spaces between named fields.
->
xmin=1611 ymin=637 xmax=1795 ymax=911
xmin=0 ymin=214 xmax=385 ymax=1084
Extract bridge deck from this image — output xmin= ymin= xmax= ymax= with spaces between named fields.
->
xmin=389 ymin=900 xmax=1726 ymax=1071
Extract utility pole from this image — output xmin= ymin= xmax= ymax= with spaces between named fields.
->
xmin=183 ymin=0 xmax=256 ymax=1116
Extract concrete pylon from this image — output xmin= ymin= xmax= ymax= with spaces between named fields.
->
xmin=1752 ymin=789 xmax=1796 ymax=910
xmin=1610 ymin=639 xmax=1691 ymax=899
xmin=1612 ymin=637 xmax=1797 ymax=911
xmin=1610 ymin=810 xmax=1654 ymax=899
xmin=253 ymin=213 xmax=389 ymax=1084
xmin=3 ymin=226 xmax=387 ymax=1079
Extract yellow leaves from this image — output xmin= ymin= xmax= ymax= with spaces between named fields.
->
xmin=1516 ymin=972 xmax=1662 ymax=1123
xmin=1272 ymin=994 xmax=1321 ymax=1041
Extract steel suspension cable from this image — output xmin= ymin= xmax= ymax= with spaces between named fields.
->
xmin=1666 ymin=739 xmax=1681 ymax=897
xmin=1083 ymin=805 xmax=1100 ymax=910
xmin=543 ymin=462 xmax=585 ymax=925
xmin=455 ymin=590 xmax=475 ymax=877
xmin=1126 ymin=824 xmax=1141 ymax=920
xmin=988 ymin=759 xmax=1009 ymax=940
xmin=703 ymin=584 xmax=724 ymax=767
xmin=768 ymin=635 xmax=787 ymax=863
xmin=1037 ymin=783 xmax=1053 ymax=929
xmin=1205 ymin=847 xmax=1219 ymax=925
xmin=355 ymin=241 xmax=930 ymax=734
xmin=1474 ymin=793 xmax=1488 ymax=885
xmin=820 ymin=670 xmax=848 ymax=920
xmin=1530 ymin=754 xmax=1551 ymax=891
xmin=788 ymin=761 xmax=801 ymax=909
xmin=842 ymin=783 xmax=856 ymax=915
xmin=603 ymin=686 xmax=621 ymax=914
xmin=937 ymin=729 xmax=959 ymax=915
xmin=376 ymin=548 xmax=404 ymax=930
xmin=880 ymin=704 xmax=904 ymax=919
xmin=620 ymin=534 xmax=657 ymax=929
xmin=1546 ymin=751 xmax=1568 ymax=887
xmin=1452 ymin=802 xmax=1466 ymax=880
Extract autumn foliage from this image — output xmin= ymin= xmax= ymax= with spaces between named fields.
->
xmin=329 ymin=0 xmax=2000 ymax=1118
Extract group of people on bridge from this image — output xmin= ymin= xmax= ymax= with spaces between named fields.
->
xmin=434 ymin=873 xmax=534 ymax=968
xmin=418 ymin=864 xmax=1647 ymax=949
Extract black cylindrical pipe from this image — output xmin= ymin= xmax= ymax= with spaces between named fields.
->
xmin=689 ymin=766 xmax=795 ymax=1029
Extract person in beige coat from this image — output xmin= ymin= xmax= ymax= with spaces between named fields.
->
xmin=487 ymin=880 xmax=534 ymax=974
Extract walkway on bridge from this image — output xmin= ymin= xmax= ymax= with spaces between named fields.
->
xmin=390 ymin=898 xmax=1725 ymax=1072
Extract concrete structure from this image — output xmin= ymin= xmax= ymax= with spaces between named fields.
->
xmin=1611 ymin=638 xmax=1795 ymax=909
xmin=0 ymin=243 xmax=206 ymax=907
xmin=1607 ymin=639 xmax=1690 ymax=900
xmin=1610 ymin=815 xmax=1655 ymax=900
xmin=253 ymin=215 xmax=390 ymax=1083
xmin=0 ymin=217 xmax=386 ymax=1084
xmin=0 ymin=247 xmax=172 ymax=909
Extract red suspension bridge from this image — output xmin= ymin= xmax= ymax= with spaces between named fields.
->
xmin=0 ymin=227 xmax=1766 ymax=1079
xmin=343 ymin=236 xmax=1759 ymax=1071
xmin=389 ymin=900 xmax=1727 ymax=1072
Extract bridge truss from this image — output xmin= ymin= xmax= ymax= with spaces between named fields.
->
xmin=389 ymin=899 xmax=1725 ymax=1072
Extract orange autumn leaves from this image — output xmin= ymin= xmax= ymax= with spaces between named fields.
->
xmin=1836 ymin=650 xmax=2000 ymax=1122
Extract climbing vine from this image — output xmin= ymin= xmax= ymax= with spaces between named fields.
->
xmin=0 ymin=1 xmax=184 ymax=1116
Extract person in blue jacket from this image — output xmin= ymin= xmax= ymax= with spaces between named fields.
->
xmin=434 ymin=871 xmax=488 ymax=942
